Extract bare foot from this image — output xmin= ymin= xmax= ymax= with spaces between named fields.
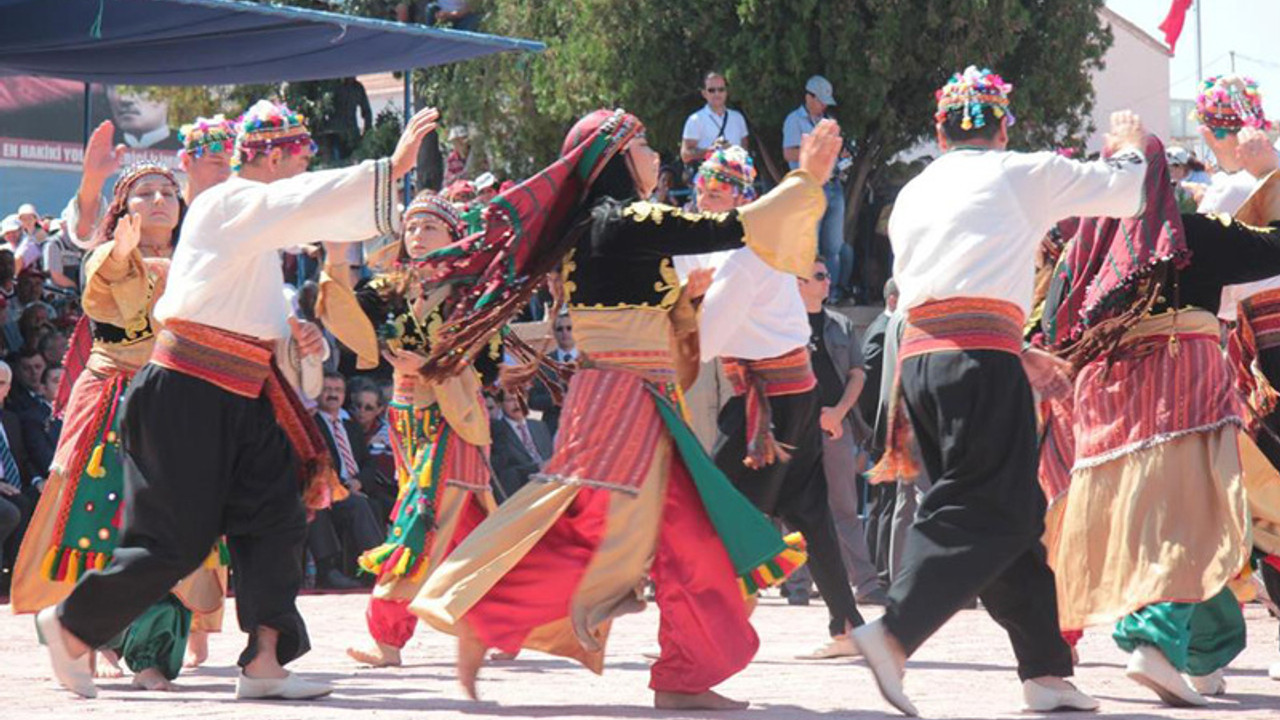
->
xmin=184 ymin=630 xmax=209 ymax=668
xmin=347 ymin=642 xmax=403 ymax=667
xmin=456 ymin=622 xmax=487 ymax=700
xmin=131 ymin=667 xmax=174 ymax=691
xmin=94 ymin=649 xmax=125 ymax=679
xmin=655 ymin=689 xmax=751 ymax=710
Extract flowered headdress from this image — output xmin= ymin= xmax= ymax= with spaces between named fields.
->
xmin=696 ymin=145 xmax=757 ymax=201
xmin=934 ymin=66 xmax=1015 ymax=131
xmin=178 ymin=114 xmax=236 ymax=160
xmin=1196 ymin=75 xmax=1271 ymax=139
xmin=418 ymin=108 xmax=644 ymax=379
xmin=232 ymin=99 xmax=316 ymax=170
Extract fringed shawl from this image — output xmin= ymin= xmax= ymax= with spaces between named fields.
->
xmin=1039 ymin=136 xmax=1191 ymax=367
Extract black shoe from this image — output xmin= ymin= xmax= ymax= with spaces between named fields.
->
xmin=317 ymin=568 xmax=362 ymax=590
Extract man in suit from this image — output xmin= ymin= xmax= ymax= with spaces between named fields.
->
xmin=527 ymin=312 xmax=577 ymax=438
xmin=309 ymin=372 xmax=384 ymax=589
xmin=0 ymin=360 xmax=40 ymax=591
xmin=14 ymin=355 xmax=59 ymax=478
xmin=489 ymin=388 xmax=553 ymax=503
xmin=345 ymin=378 xmax=396 ymax=521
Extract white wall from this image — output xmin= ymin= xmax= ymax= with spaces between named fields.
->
xmin=1089 ymin=10 xmax=1171 ymax=153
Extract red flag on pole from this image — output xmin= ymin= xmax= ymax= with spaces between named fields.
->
xmin=1159 ymin=0 xmax=1195 ymax=52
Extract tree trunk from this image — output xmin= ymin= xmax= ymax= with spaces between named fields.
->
xmin=754 ymin=136 xmax=785 ymax=186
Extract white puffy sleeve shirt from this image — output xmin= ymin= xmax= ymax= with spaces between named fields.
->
xmin=889 ymin=148 xmax=1146 ymax=317
xmin=154 ymin=158 xmax=397 ymax=340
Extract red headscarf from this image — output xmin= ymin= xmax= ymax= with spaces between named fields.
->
xmin=419 ymin=109 xmax=644 ymax=378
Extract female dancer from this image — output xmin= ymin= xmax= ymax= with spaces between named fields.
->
xmin=321 ymin=191 xmax=502 ymax=668
xmin=12 ymin=163 xmax=226 ymax=690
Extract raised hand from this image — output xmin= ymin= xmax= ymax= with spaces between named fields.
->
xmin=83 ymin=120 xmax=126 ymax=190
xmin=1199 ymin=124 xmax=1242 ymax=172
xmin=1103 ymin=111 xmax=1144 ymax=156
xmin=798 ymin=118 xmax=842 ymax=185
xmin=1236 ymin=126 xmax=1279 ymax=179
xmin=391 ymin=107 xmax=442 ymax=182
xmin=109 ymin=212 xmax=142 ymax=262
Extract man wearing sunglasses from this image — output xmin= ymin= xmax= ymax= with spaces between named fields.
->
xmin=680 ymin=72 xmax=750 ymax=167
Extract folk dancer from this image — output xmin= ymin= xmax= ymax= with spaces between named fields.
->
xmin=853 ymin=67 xmax=1148 ymax=716
xmin=409 ymin=109 xmax=840 ymax=710
xmin=36 ymin=100 xmax=440 ymax=700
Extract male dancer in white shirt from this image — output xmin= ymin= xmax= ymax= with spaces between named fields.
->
xmin=675 ymin=146 xmax=864 ymax=658
xmin=38 ymin=99 xmax=440 ymax=701
xmin=851 ymin=67 xmax=1147 ymax=716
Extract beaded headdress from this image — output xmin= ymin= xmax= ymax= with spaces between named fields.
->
xmin=405 ymin=191 xmax=465 ymax=239
xmin=233 ymin=99 xmax=316 ymax=170
xmin=178 ymin=114 xmax=236 ymax=160
xmin=1196 ymin=75 xmax=1270 ymax=139
xmin=93 ymin=161 xmax=182 ymax=249
xmin=934 ymin=66 xmax=1015 ymax=131
xmin=695 ymin=145 xmax=757 ymax=201
xmin=115 ymin=161 xmax=178 ymax=192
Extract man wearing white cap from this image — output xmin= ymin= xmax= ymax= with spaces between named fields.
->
xmin=474 ymin=171 xmax=498 ymax=204
xmin=784 ymin=76 xmax=848 ymax=303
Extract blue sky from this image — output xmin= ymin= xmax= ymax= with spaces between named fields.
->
xmin=1106 ymin=0 xmax=1280 ymax=118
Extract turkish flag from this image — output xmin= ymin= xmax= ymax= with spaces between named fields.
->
xmin=1158 ymin=0 xmax=1194 ymax=52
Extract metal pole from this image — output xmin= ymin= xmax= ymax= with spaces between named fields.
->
xmin=82 ymin=83 xmax=92 ymax=146
xmin=403 ymin=71 xmax=413 ymax=207
xmin=1195 ymin=0 xmax=1203 ymax=86
xmin=1230 ymin=51 xmax=1236 ymax=73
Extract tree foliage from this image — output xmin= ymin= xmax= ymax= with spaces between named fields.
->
xmin=140 ymin=1 xmax=1113 ymax=222
xmin=421 ymin=0 xmax=1112 ymax=231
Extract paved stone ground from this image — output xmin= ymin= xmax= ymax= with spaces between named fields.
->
xmin=1 ymin=592 xmax=1277 ymax=719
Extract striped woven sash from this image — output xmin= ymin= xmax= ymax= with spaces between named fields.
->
xmin=722 ymin=347 xmax=816 ymax=469
xmin=871 ymin=297 xmax=1025 ymax=484
xmin=151 ymin=319 xmax=347 ymax=512
xmin=900 ymin=297 xmax=1024 ymax=359
xmin=1230 ymin=288 xmax=1280 ymax=424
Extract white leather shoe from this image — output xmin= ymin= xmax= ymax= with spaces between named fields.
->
xmin=1125 ymin=645 xmax=1207 ymax=707
xmin=36 ymin=607 xmax=97 ymax=699
xmin=851 ymin=620 xmax=918 ymax=717
xmin=796 ymin=634 xmax=860 ymax=660
xmin=236 ymin=672 xmax=333 ymax=700
xmin=1021 ymin=678 xmax=1100 ymax=712
xmin=1187 ymin=669 xmax=1226 ymax=696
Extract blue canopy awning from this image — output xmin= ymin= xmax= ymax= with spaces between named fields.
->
xmin=0 ymin=0 xmax=543 ymax=85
